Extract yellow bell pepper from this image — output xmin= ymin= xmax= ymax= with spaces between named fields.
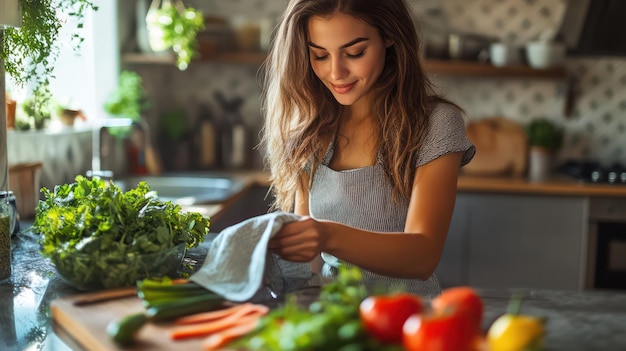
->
xmin=486 ymin=294 xmax=546 ymax=351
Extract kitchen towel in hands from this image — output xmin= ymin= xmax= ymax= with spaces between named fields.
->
xmin=189 ymin=212 xmax=313 ymax=302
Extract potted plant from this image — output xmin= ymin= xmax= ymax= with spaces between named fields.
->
xmin=10 ymin=83 xmax=59 ymax=131
xmin=103 ymin=70 xmax=150 ymax=138
xmin=53 ymin=97 xmax=87 ymax=127
xmin=527 ymin=118 xmax=564 ymax=150
xmin=102 ymin=70 xmax=163 ymax=175
xmin=526 ymin=118 xmax=564 ymax=181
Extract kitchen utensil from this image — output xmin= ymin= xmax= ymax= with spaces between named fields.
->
xmin=214 ymin=91 xmax=248 ymax=169
xmin=448 ymin=33 xmax=491 ymax=61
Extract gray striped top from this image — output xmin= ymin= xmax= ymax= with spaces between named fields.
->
xmin=309 ymin=103 xmax=475 ymax=297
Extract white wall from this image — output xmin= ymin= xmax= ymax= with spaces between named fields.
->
xmin=48 ymin=0 xmax=119 ymax=123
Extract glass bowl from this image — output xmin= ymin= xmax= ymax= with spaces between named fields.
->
xmin=50 ymin=243 xmax=186 ymax=291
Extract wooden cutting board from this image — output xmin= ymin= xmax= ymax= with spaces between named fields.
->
xmin=463 ymin=116 xmax=528 ymax=177
xmin=50 ymin=289 xmax=209 ymax=351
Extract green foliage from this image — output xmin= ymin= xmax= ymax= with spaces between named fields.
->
xmin=16 ymin=83 xmax=55 ymax=130
xmin=237 ymin=266 xmax=403 ymax=351
xmin=103 ymin=70 xmax=149 ymax=121
xmin=1 ymin=0 xmax=98 ymax=95
xmin=103 ymin=70 xmax=150 ymax=138
xmin=146 ymin=0 xmax=205 ymax=71
xmin=526 ymin=118 xmax=563 ymax=150
xmin=31 ymin=175 xmax=210 ymax=289
xmin=158 ymin=107 xmax=189 ymax=141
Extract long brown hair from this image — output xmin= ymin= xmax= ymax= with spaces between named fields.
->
xmin=260 ymin=0 xmax=454 ymax=211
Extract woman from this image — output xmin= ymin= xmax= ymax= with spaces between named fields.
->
xmin=264 ymin=0 xmax=475 ymax=295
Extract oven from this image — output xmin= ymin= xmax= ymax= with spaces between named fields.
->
xmin=586 ymin=197 xmax=626 ymax=290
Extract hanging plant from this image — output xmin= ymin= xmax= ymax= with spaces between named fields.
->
xmin=1 ymin=0 xmax=98 ymax=95
xmin=146 ymin=0 xmax=205 ymax=71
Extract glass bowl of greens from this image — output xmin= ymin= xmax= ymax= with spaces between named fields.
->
xmin=32 ymin=175 xmax=210 ymax=291
xmin=50 ymin=242 xmax=187 ymax=291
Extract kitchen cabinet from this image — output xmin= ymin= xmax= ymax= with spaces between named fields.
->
xmin=436 ymin=192 xmax=587 ymax=290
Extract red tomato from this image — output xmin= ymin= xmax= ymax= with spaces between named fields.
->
xmin=402 ymin=310 xmax=481 ymax=351
xmin=359 ymin=293 xmax=424 ymax=344
xmin=431 ymin=286 xmax=484 ymax=328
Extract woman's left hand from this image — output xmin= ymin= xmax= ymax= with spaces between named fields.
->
xmin=267 ymin=217 xmax=327 ymax=262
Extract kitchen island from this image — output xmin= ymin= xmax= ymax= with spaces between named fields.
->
xmin=2 ymin=226 xmax=626 ymax=350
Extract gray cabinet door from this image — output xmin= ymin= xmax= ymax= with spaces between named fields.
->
xmin=437 ymin=193 xmax=587 ymax=290
xmin=436 ymin=194 xmax=472 ymax=288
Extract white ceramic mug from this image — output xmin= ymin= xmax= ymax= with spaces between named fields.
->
xmin=489 ymin=42 xmax=521 ymax=67
xmin=525 ymin=41 xmax=566 ymax=69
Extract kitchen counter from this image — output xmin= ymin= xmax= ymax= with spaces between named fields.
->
xmin=201 ymin=170 xmax=626 ymax=204
xmin=3 ymin=226 xmax=626 ymax=350
xmin=457 ymin=173 xmax=626 ymax=197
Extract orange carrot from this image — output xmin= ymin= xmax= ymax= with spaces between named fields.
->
xmin=170 ymin=278 xmax=189 ymax=284
xmin=175 ymin=303 xmax=260 ymax=325
xmin=171 ymin=312 xmax=262 ymax=340
xmin=170 ymin=304 xmax=269 ymax=340
xmin=202 ymin=318 xmax=261 ymax=350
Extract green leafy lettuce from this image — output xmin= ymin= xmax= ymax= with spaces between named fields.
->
xmin=32 ymin=175 xmax=210 ymax=289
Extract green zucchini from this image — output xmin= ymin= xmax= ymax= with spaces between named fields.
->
xmin=106 ymin=312 xmax=148 ymax=346
xmin=146 ymin=293 xmax=225 ymax=322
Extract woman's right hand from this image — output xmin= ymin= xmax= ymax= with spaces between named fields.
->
xmin=267 ymin=217 xmax=328 ymax=262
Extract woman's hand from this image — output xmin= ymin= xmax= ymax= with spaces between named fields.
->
xmin=267 ymin=217 xmax=327 ymax=262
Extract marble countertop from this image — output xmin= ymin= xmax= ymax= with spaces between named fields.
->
xmin=3 ymin=225 xmax=626 ymax=350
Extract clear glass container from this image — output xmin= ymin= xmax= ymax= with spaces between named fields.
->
xmin=0 ymin=192 xmax=14 ymax=283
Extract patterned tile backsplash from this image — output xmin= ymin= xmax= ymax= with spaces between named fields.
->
xmin=135 ymin=0 xmax=626 ymax=168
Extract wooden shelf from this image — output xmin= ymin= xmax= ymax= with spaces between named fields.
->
xmin=122 ymin=53 xmax=572 ymax=115
xmin=122 ymin=53 xmax=566 ymax=80
xmin=121 ymin=51 xmax=267 ymax=65
xmin=423 ymin=59 xmax=567 ymax=79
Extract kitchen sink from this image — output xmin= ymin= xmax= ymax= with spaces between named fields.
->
xmin=113 ymin=174 xmax=245 ymax=205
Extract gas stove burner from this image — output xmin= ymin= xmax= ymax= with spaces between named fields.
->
xmin=557 ymin=160 xmax=626 ymax=185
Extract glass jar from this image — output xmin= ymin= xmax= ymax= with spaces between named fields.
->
xmin=0 ymin=191 xmax=16 ymax=283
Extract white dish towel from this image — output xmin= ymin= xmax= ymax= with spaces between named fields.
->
xmin=189 ymin=212 xmax=313 ymax=302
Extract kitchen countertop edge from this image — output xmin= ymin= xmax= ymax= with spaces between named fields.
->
xmin=457 ymin=173 xmax=626 ymax=197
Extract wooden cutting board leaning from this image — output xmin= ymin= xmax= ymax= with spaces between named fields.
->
xmin=462 ymin=116 xmax=528 ymax=177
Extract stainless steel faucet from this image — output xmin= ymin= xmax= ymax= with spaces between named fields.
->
xmin=87 ymin=118 xmax=135 ymax=180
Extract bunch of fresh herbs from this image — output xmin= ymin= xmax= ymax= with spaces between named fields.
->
xmin=32 ymin=175 xmax=210 ymax=289
xmin=236 ymin=266 xmax=403 ymax=351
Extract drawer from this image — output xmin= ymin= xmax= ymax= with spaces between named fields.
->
xmin=589 ymin=197 xmax=626 ymax=220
